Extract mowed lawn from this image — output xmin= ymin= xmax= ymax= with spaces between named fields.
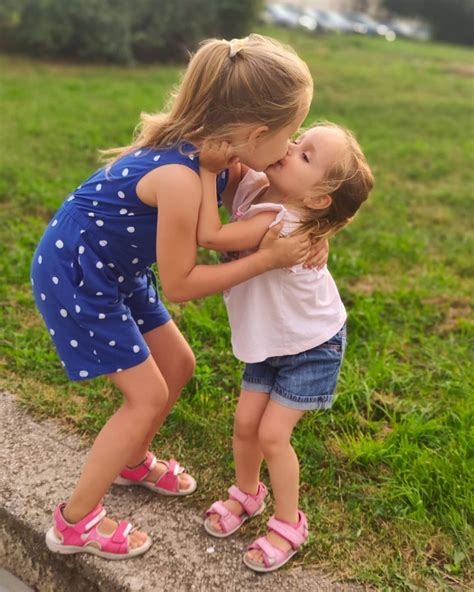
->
xmin=0 ymin=28 xmax=472 ymax=589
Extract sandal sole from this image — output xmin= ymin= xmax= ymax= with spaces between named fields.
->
xmin=243 ymin=548 xmax=297 ymax=573
xmin=45 ymin=528 xmax=152 ymax=560
xmin=114 ymin=475 xmax=197 ymax=496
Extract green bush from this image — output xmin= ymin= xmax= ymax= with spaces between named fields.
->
xmin=0 ymin=0 xmax=263 ymax=63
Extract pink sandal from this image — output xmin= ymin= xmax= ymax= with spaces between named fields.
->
xmin=45 ymin=502 xmax=151 ymax=560
xmin=204 ymin=482 xmax=268 ymax=538
xmin=114 ymin=451 xmax=197 ymax=496
xmin=243 ymin=510 xmax=308 ymax=572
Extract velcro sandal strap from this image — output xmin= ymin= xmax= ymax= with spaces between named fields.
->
xmin=94 ymin=520 xmax=130 ymax=555
xmin=228 ymin=482 xmax=267 ymax=516
xmin=53 ymin=503 xmax=107 ymax=549
xmin=53 ymin=503 xmax=71 ymax=533
xmin=82 ymin=508 xmax=107 ymax=533
xmin=169 ymin=458 xmax=184 ymax=475
xmin=267 ymin=511 xmax=308 ymax=549
xmin=144 ymin=451 xmax=157 ymax=471
xmin=55 ymin=503 xmax=106 ymax=535
xmin=155 ymin=458 xmax=181 ymax=492
xmin=120 ymin=451 xmax=157 ymax=481
xmin=111 ymin=520 xmax=132 ymax=544
xmin=206 ymin=501 xmax=228 ymax=518
xmin=206 ymin=501 xmax=242 ymax=533
xmin=248 ymin=536 xmax=286 ymax=567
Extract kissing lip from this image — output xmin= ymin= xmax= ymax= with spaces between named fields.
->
xmin=268 ymin=157 xmax=285 ymax=169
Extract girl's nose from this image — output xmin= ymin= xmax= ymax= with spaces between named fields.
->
xmin=277 ymin=145 xmax=290 ymax=163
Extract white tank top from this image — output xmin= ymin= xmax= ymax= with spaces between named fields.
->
xmin=224 ymin=170 xmax=347 ymax=363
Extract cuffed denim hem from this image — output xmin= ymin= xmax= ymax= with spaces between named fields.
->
xmin=271 ymin=388 xmax=334 ymax=411
xmin=241 ymin=378 xmax=272 ymax=394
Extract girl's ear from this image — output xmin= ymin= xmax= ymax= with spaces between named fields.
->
xmin=247 ymin=125 xmax=270 ymax=146
xmin=303 ymin=194 xmax=332 ymax=210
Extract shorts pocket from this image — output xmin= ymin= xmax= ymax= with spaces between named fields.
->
xmin=317 ymin=324 xmax=346 ymax=353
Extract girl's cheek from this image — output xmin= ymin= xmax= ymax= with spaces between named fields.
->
xmin=276 ymin=144 xmax=289 ymax=162
xmin=242 ymin=150 xmax=267 ymax=170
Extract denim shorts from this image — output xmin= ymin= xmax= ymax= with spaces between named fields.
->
xmin=241 ymin=324 xmax=347 ymax=411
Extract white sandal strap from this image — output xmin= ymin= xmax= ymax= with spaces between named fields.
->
xmin=84 ymin=508 xmax=107 ymax=531
xmin=122 ymin=522 xmax=132 ymax=538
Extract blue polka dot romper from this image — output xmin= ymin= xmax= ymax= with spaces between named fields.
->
xmin=30 ymin=145 xmax=228 ymax=381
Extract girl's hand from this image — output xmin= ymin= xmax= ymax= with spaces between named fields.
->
xmin=200 ymin=141 xmax=239 ymax=174
xmin=303 ymin=238 xmax=329 ymax=270
xmin=258 ymin=223 xmax=310 ymax=269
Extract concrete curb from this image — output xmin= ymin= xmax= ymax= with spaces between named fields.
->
xmin=0 ymin=390 xmax=368 ymax=591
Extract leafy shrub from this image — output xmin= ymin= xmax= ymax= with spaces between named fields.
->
xmin=0 ymin=0 xmax=263 ymax=63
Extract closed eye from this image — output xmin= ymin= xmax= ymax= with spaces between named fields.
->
xmin=302 ymin=153 xmax=309 ymax=163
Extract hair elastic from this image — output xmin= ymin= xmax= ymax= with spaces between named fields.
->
xmin=228 ymin=37 xmax=248 ymax=58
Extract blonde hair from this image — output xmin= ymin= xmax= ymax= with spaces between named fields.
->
xmin=101 ymin=34 xmax=313 ymax=163
xmin=297 ymin=122 xmax=374 ymax=242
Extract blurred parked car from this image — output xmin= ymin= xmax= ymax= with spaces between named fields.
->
xmin=261 ymin=4 xmax=301 ymax=28
xmin=380 ymin=19 xmax=413 ymax=39
xmin=343 ymin=11 xmax=397 ymax=41
xmin=410 ymin=23 xmax=432 ymax=41
xmin=381 ymin=19 xmax=432 ymax=41
xmin=281 ymin=3 xmax=317 ymax=32
xmin=294 ymin=9 xmax=318 ymax=32
xmin=310 ymin=9 xmax=355 ymax=34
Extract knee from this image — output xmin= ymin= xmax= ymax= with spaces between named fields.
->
xmin=234 ymin=413 xmax=260 ymax=442
xmin=180 ymin=348 xmax=196 ymax=386
xmin=128 ymin=381 xmax=169 ymax=421
xmin=258 ymin=425 xmax=288 ymax=457
xmin=170 ymin=347 xmax=196 ymax=391
xmin=154 ymin=387 xmax=169 ymax=418
xmin=150 ymin=381 xmax=169 ymax=416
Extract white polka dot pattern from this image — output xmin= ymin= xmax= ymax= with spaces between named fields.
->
xmin=30 ymin=144 xmax=224 ymax=381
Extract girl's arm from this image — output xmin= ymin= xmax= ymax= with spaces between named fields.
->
xmin=201 ymin=140 xmax=329 ymax=268
xmin=153 ymin=165 xmax=308 ymax=303
xmin=219 ymin=163 xmax=241 ymax=213
xmin=198 ymin=168 xmax=275 ymax=252
xmin=208 ymin=165 xmax=330 ymax=268
xmin=219 ymin=162 xmax=250 ymax=213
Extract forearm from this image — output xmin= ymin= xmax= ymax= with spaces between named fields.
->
xmin=162 ymin=250 xmax=272 ymax=303
xmin=197 ymin=169 xmax=225 ymax=246
xmin=198 ymin=169 xmax=273 ymax=252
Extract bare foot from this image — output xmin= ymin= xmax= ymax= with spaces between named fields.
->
xmin=208 ymin=499 xmax=245 ymax=532
xmin=246 ymin=530 xmax=291 ymax=564
xmin=55 ymin=516 xmax=148 ymax=550
xmin=144 ymin=460 xmax=193 ymax=491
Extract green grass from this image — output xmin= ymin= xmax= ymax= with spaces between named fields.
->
xmin=1 ymin=29 xmax=473 ymax=589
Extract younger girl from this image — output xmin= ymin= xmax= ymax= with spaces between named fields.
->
xmin=199 ymin=122 xmax=373 ymax=572
xmin=30 ymin=34 xmax=320 ymax=559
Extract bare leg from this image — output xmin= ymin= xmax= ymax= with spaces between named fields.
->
xmin=209 ymin=390 xmax=269 ymax=532
xmin=247 ymin=401 xmax=304 ymax=564
xmin=125 ymin=321 xmax=196 ymax=490
xmin=61 ymin=356 xmax=169 ymax=548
